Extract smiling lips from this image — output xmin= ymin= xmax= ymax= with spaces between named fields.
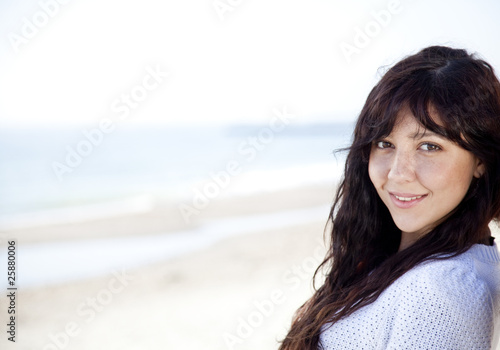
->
xmin=390 ymin=193 xmax=428 ymax=209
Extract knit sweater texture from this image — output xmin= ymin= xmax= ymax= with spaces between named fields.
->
xmin=319 ymin=243 xmax=500 ymax=350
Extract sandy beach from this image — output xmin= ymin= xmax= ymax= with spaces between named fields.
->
xmin=0 ymin=184 xmax=336 ymax=350
xmin=1 ymin=182 xmax=499 ymax=350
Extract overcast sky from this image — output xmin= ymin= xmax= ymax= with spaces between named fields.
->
xmin=0 ymin=0 xmax=499 ymax=127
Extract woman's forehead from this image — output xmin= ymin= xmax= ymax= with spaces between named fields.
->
xmin=392 ymin=104 xmax=444 ymax=131
xmin=390 ymin=113 xmax=445 ymax=140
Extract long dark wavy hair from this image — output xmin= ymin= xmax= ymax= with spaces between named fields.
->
xmin=279 ymin=46 xmax=500 ymax=349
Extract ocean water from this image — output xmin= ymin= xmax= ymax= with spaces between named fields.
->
xmin=0 ymin=122 xmax=354 ymax=228
xmin=1 ymin=122 xmax=355 ymax=287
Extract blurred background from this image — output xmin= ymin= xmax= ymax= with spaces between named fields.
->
xmin=0 ymin=0 xmax=499 ymax=349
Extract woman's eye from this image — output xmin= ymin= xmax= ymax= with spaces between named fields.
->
xmin=375 ymin=141 xmax=393 ymax=149
xmin=419 ymin=143 xmax=441 ymax=151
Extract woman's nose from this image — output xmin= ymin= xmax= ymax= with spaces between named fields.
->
xmin=387 ymin=151 xmax=416 ymax=182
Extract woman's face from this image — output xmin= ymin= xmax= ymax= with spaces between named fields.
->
xmin=368 ymin=109 xmax=484 ymax=250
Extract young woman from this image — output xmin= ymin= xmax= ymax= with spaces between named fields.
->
xmin=280 ymin=46 xmax=500 ymax=349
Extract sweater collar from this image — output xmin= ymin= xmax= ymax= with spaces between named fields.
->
xmin=468 ymin=242 xmax=500 ymax=263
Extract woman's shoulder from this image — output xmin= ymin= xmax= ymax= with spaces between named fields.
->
xmin=379 ymin=245 xmax=500 ymax=349
xmin=393 ymin=243 xmax=500 ymax=313
xmin=406 ymin=243 xmax=498 ymax=274
xmin=399 ymin=244 xmax=500 ymax=296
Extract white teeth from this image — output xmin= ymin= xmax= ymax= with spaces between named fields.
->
xmin=394 ymin=195 xmax=423 ymax=202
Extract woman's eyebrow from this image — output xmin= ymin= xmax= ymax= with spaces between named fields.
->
xmin=409 ymin=130 xmax=446 ymax=140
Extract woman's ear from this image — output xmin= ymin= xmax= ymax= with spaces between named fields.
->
xmin=474 ymin=159 xmax=485 ymax=178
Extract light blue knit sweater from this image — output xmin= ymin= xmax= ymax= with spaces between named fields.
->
xmin=319 ymin=243 xmax=500 ymax=350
